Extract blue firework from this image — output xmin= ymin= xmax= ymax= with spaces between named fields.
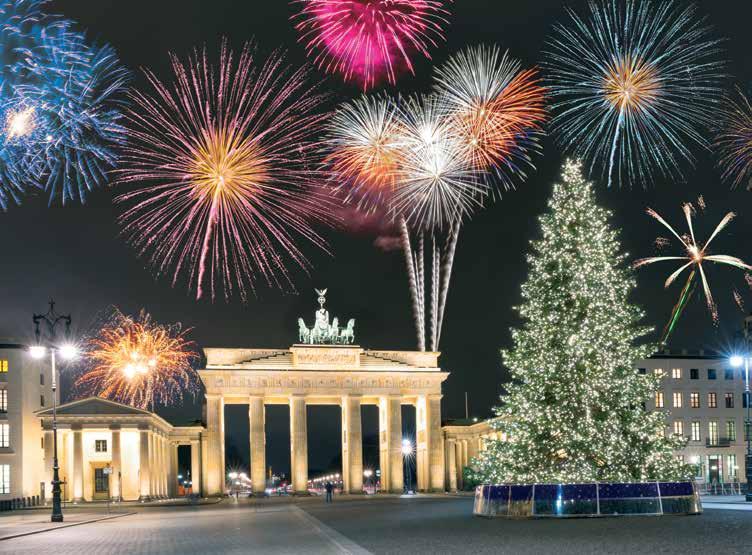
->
xmin=545 ymin=0 xmax=725 ymax=187
xmin=0 ymin=0 xmax=129 ymax=208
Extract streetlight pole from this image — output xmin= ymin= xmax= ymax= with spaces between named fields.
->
xmin=730 ymin=354 xmax=752 ymax=501
xmin=32 ymin=300 xmax=74 ymax=523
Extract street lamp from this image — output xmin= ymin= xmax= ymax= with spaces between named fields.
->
xmin=730 ymin=354 xmax=752 ymax=501
xmin=32 ymin=300 xmax=76 ymax=523
xmin=363 ymin=469 xmax=373 ymax=494
xmin=401 ymin=439 xmax=413 ymax=494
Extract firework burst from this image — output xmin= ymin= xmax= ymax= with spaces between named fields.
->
xmin=292 ymin=0 xmax=451 ymax=90
xmin=634 ymin=198 xmax=752 ymax=341
xmin=545 ymin=0 xmax=725 ymax=187
xmin=116 ymin=41 xmax=331 ymax=302
xmin=716 ymin=88 xmax=752 ymax=190
xmin=433 ymin=45 xmax=546 ymax=187
xmin=325 ymin=94 xmax=403 ymax=213
xmin=76 ymin=309 xmax=199 ymax=410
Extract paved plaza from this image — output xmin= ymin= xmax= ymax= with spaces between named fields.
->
xmin=1 ymin=495 xmax=751 ymax=554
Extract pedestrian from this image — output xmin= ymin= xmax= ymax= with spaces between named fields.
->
xmin=325 ymin=481 xmax=333 ymax=504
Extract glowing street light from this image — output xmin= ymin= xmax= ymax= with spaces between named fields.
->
xmin=402 ymin=439 xmax=414 ymax=494
xmin=730 ymin=353 xmax=752 ymax=502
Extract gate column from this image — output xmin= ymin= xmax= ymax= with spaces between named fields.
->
xmin=249 ymin=396 xmax=266 ymax=494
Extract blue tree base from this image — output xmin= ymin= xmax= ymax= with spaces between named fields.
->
xmin=473 ymin=481 xmax=701 ymax=518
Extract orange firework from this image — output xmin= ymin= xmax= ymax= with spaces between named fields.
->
xmin=434 ymin=45 xmax=546 ymax=185
xmin=76 ymin=309 xmax=199 ymax=410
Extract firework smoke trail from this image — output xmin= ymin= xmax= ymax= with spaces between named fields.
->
xmin=116 ymin=42 xmax=331 ymax=302
xmin=716 ymin=88 xmax=752 ymax=189
xmin=545 ymin=0 xmax=725 ymax=187
xmin=76 ymin=309 xmax=199 ymax=410
xmin=436 ymin=221 xmax=460 ymax=347
xmin=292 ymin=0 xmax=451 ymax=90
xmin=399 ymin=216 xmax=425 ymax=351
xmin=634 ymin=198 xmax=752 ymax=335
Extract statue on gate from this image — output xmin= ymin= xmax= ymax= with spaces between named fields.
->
xmin=297 ymin=289 xmax=356 ymax=345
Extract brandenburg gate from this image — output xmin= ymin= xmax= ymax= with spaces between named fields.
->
xmin=198 ymin=290 xmax=449 ymax=495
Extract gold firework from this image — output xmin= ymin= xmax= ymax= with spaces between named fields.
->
xmin=603 ymin=55 xmax=660 ymax=112
xmin=634 ymin=199 xmax=752 ymax=326
xmin=76 ymin=309 xmax=199 ymax=410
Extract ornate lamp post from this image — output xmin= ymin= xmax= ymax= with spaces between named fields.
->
xmin=730 ymin=354 xmax=752 ymax=501
xmin=31 ymin=300 xmax=77 ymax=522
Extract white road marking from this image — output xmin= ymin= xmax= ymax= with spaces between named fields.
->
xmin=292 ymin=505 xmax=372 ymax=555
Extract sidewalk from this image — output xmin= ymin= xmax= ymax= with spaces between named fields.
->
xmin=0 ymin=510 xmax=134 ymax=541
xmin=10 ymin=496 xmax=222 ymax=511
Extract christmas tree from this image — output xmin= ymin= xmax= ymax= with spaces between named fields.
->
xmin=474 ymin=160 xmax=688 ymax=484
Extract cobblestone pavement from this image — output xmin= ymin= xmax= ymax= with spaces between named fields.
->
xmin=1 ymin=495 xmax=752 ymax=554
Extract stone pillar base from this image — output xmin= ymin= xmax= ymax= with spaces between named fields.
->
xmin=138 ymin=495 xmax=151 ymax=502
xmin=72 ymin=497 xmax=84 ymax=504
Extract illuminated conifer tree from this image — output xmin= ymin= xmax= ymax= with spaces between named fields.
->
xmin=474 ymin=160 xmax=689 ymax=483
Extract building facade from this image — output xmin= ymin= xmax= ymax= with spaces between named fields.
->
xmin=37 ymin=397 xmax=204 ymax=502
xmin=0 ymin=342 xmax=54 ymax=502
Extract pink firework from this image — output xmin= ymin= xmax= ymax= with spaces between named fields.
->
xmin=116 ymin=41 xmax=331 ymax=302
xmin=292 ymin=0 xmax=451 ymax=90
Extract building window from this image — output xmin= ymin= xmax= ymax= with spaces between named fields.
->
xmin=690 ymin=368 xmax=699 ymax=380
xmin=40 ymin=395 xmax=45 ymax=407
xmin=708 ymin=392 xmax=717 ymax=408
xmin=725 ymin=368 xmax=734 ymax=380
xmin=0 ymin=465 xmax=8 ymax=494
xmin=40 ymin=373 xmax=44 ymax=385
xmin=638 ymin=368 xmax=646 ymax=375
xmin=673 ymin=421 xmax=684 ymax=436
xmin=655 ymin=392 xmax=664 ymax=408
xmin=727 ymin=420 xmax=737 ymax=442
xmin=95 ymin=439 xmax=107 ymax=453
xmin=0 ymin=360 xmax=7 ymax=373
xmin=672 ymin=368 xmax=682 ymax=379
xmin=0 ymin=423 xmax=8 ymax=448
xmin=654 ymin=368 xmax=664 ymax=379
xmin=0 ymin=389 xmax=6 ymax=413
xmin=94 ymin=468 xmax=108 ymax=493
xmin=691 ymin=421 xmax=701 ymax=441
xmin=745 ymin=392 xmax=750 ymax=409
xmin=708 ymin=368 xmax=717 ymax=380
xmin=672 ymin=392 xmax=683 ymax=408
xmin=690 ymin=392 xmax=700 ymax=408
xmin=725 ymin=392 xmax=734 ymax=408
xmin=728 ymin=455 xmax=738 ymax=479
xmin=709 ymin=421 xmax=719 ymax=444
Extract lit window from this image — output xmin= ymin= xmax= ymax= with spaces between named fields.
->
xmin=655 ymin=392 xmax=664 ymax=408
xmin=728 ymin=454 xmax=737 ymax=478
xmin=727 ymin=420 xmax=737 ymax=442
xmin=0 ymin=389 xmax=6 ymax=413
xmin=709 ymin=421 xmax=719 ymax=444
xmin=0 ymin=423 xmax=8 ymax=448
xmin=673 ymin=421 xmax=684 ymax=436
xmin=690 ymin=392 xmax=700 ymax=408
xmin=0 ymin=360 xmax=7 ymax=373
xmin=725 ymin=368 xmax=734 ymax=380
xmin=690 ymin=368 xmax=699 ymax=380
xmin=95 ymin=439 xmax=107 ymax=453
xmin=708 ymin=368 xmax=717 ymax=380
xmin=672 ymin=368 xmax=682 ymax=379
xmin=672 ymin=392 xmax=683 ymax=408
xmin=725 ymin=392 xmax=734 ymax=408
xmin=691 ymin=421 xmax=701 ymax=441
xmin=0 ymin=464 xmax=8 ymax=494
xmin=708 ymin=392 xmax=717 ymax=408
xmin=654 ymin=368 xmax=664 ymax=379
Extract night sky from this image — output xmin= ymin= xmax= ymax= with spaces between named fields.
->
xmin=3 ymin=0 xmax=752 ymax=477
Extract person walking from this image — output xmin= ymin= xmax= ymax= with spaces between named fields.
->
xmin=324 ymin=481 xmax=333 ymax=504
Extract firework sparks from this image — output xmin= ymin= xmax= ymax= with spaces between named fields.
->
xmin=116 ymin=41 xmax=331 ymax=302
xmin=634 ymin=199 xmax=752 ymax=339
xmin=392 ymin=94 xmax=485 ymax=230
xmin=716 ymin=88 xmax=752 ymax=190
xmin=292 ymin=0 xmax=451 ymax=90
xmin=76 ymin=309 xmax=198 ymax=410
xmin=433 ymin=45 xmax=546 ymax=187
xmin=325 ymin=94 xmax=404 ymax=213
xmin=545 ymin=0 xmax=725 ymax=187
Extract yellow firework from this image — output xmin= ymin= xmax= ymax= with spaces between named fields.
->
xmin=603 ymin=55 xmax=660 ymax=112
xmin=634 ymin=199 xmax=752 ymax=324
xmin=76 ymin=309 xmax=199 ymax=410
